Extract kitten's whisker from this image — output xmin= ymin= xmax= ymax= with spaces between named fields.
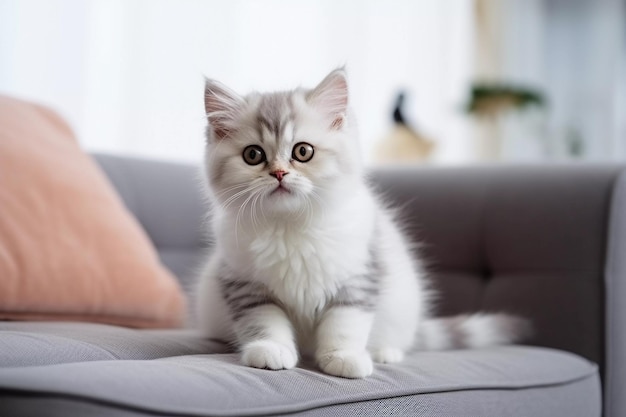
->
xmin=303 ymin=194 xmax=313 ymax=226
xmin=309 ymin=190 xmax=327 ymax=218
xmin=231 ymin=183 xmax=265 ymax=227
xmin=293 ymin=193 xmax=306 ymax=222
xmin=219 ymin=182 xmax=253 ymax=194
xmin=221 ymin=185 xmax=260 ymax=210
xmin=235 ymin=188 xmax=260 ymax=247
xmin=215 ymin=186 xmax=249 ymax=202
xmin=215 ymin=183 xmax=248 ymax=197
xmin=250 ymin=189 xmax=263 ymax=233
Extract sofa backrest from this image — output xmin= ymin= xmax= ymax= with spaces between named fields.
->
xmin=388 ymin=163 xmax=626 ymax=417
xmin=372 ymin=165 xmax=624 ymax=370
xmin=94 ymin=154 xmax=210 ymax=300
xmin=95 ymin=154 xmax=624 ymax=370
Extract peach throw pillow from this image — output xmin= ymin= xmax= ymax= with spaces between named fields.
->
xmin=0 ymin=95 xmax=186 ymax=328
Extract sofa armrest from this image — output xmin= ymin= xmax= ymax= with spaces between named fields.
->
xmin=605 ymin=170 xmax=626 ymax=417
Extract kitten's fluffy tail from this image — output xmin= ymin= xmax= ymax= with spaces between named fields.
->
xmin=415 ymin=313 xmax=532 ymax=350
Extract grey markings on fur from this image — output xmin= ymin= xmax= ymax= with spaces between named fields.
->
xmin=218 ymin=273 xmax=277 ymax=321
xmin=330 ymin=232 xmax=382 ymax=311
xmin=442 ymin=315 xmax=468 ymax=349
xmin=240 ymin=324 xmax=271 ymax=341
xmin=256 ymin=92 xmax=295 ymax=144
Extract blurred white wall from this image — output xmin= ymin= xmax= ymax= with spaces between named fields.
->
xmin=543 ymin=0 xmax=626 ymax=162
xmin=473 ymin=0 xmax=626 ymax=162
xmin=1 ymin=0 xmax=623 ymax=164
xmin=0 ymin=0 xmax=474 ymax=164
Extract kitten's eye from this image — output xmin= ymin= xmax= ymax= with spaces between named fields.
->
xmin=242 ymin=145 xmax=266 ymax=165
xmin=292 ymin=142 xmax=314 ymax=163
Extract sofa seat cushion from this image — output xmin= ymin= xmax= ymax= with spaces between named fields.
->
xmin=0 ymin=346 xmax=599 ymax=417
xmin=0 ymin=322 xmax=227 ymax=367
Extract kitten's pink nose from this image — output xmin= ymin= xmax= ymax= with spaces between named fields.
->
xmin=270 ymin=170 xmax=288 ymax=181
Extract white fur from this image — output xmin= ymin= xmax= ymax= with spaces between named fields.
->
xmin=240 ymin=305 xmax=298 ymax=370
xmin=416 ymin=319 xmax=452 ymax=351
xmin=197 ymin=69 xmax=526 ymax=379
xmin=316 ymin=307 xmax=374 ymax=378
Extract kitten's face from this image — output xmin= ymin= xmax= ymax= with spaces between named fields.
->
xmin=204 ymin=69 xmax=361 ymax=217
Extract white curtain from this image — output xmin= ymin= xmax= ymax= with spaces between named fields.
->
xmin=473 ymin=0 xmax=626 ymax=162
xmin=0 ymin=0 xmax=474 ymax=164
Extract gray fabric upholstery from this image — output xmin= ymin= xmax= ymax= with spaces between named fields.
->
xmin=371 ymin=165 xmax=623 ymax=367
xmin=0 ymin=322 xmax=227 ymax=367
xmin=0 ymin=346 xmax=600 ymax=417
xmin=605 ymin=170 xmax=626 ymax=417
xmin=2 ymin=154 xmax=624 ymax=416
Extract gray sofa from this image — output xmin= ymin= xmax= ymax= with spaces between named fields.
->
xmin=1 ymin=154 xmax=624 ymax=417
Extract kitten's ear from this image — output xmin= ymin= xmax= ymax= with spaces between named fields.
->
xmin=307 ymin=68 xmax=349 ymax=130
xmin=204 ymin=78 xmax=245 ymax=140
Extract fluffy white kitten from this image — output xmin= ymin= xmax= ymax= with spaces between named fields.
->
xmin=197 ymin=69 xmax=528 ymax=378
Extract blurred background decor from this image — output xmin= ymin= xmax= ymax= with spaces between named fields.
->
xmin=373 ymin=91 xmax=435 ymax=165
xmin=0 ymin=0 xmax=624 ymax=165
xmin=472 ymin=0 xmax=625 ymax=163
xmin=465 ymin=83 xmax=546 ymax=161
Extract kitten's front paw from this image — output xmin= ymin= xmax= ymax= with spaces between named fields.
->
xmin=241 ymin=340 xmax=298 ymax=370
xmin=316 ymin=349 xmax=373 ymax=378
xmin=371 ymin=347 xmax=404 ymax=364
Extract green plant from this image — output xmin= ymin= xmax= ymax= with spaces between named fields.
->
xmin=465 ymin=83 xmax=546 ymax=116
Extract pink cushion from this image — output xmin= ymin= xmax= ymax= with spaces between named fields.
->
xmin=0 ymin=95 xmax=186 ymax=328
